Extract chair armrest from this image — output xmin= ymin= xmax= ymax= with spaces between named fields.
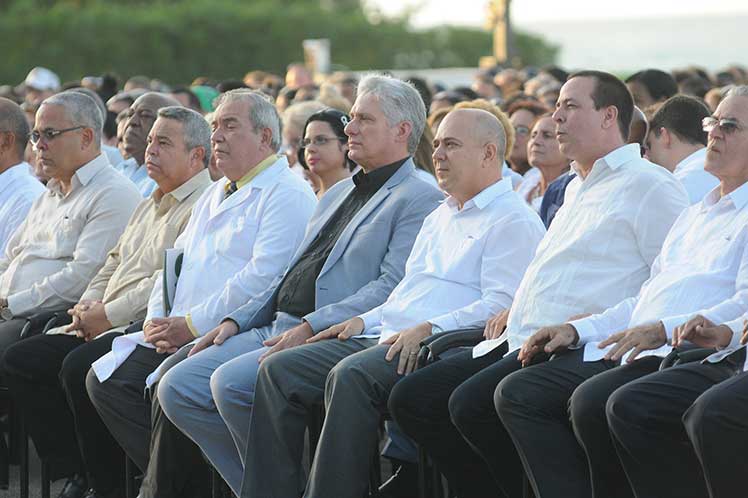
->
xmin=659 ymin=346 xmax=717 ymax=371
xmin=42 ymin=311 xmax=73 ymax=333
xmin=417 ymin=328 xmax=487 ymax=368
xmin=19 ymin=309 xmax=70 ymax=339
xmin=125 ymin=319 xmax=146 ymax=335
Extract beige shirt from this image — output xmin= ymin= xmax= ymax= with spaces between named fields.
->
xmin=0 ymin=154 xmax=141 ymax=316
xmin=81 ymin=169 xmax=213 ymax=326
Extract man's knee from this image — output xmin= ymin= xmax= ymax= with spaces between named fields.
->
xmin=494 ymin=368 xmax=544 ymax=421
xmin=569 ymin=376 xmax=613 ymax=431
xmin=683 ymin=386 xmax=729 ymax=443
xmin=0 ymin=340 xmax=29 ymax=379
xmin=605 ymin=382 xmax=649 ymax=429
xmin=210 ymin=362 xmax=256 ymax=413
xmin=59 ymin=344 xmax=92 ymax=392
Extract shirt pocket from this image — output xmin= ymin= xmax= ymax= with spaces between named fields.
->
xmin=49 ymin=216 xmax=85 ymax=258
xmin=217 ymin=218 xmax=259 ymax=259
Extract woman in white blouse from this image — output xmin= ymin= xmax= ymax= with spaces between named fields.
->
xmin=516 ymin=113 xmax=570 ymax=212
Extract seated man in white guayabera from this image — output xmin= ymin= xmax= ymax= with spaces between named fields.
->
xmin=252 ymin=108 xmax=546 ymax=498
xmin=0 ymin=97 xmax=44 ymax=253
xmin=157 ymin=74 xmax=444 ymax=497
xmin=0 ymin=91 xmax=141 ymax=354
xmin=86 ymin=89 xmax=317 ymax=498
xmin=645 ymin=94 xmax=718 ymax=203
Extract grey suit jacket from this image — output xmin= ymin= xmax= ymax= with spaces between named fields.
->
xmin=225 ymin=158 xmax=444 ymax=333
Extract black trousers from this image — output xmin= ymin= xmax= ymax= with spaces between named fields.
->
xmin=0 ymin=333 xmax=123 ymax=489
xmin=607 ymin=349 xmax=746 ymax=498
xmin=86 ymin=345 xmax=210 ymax=498
xmin=389 ymin=347 xmax=537 ymax=498
xmin=0 ymin=318 xmax=28 ymax=359
xmin=495 ymin=348 xmax=620 ymax=498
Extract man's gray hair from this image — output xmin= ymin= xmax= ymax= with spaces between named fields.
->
xmin=214 ymin=89 xmax=282 ymax=150
xmin=157 ymin=106 xmax=212 ymax=168
xmin=42 ymin=91 xmax=104 ymax=145
xmin=67 ymin=87 xmax=107 ymax=125
xmin=0 ymin=97 xmax=30 ymax=160
xmin=356 ymin=74 xmax=427 ymax=154
xmin=726 ymin=85 xmax=748 ymax=98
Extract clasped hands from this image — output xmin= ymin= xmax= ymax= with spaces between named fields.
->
xmin=64 ymin=300 xmax=112 ymax=341
xmin=143 ymin=316 xmax=195 ymax=354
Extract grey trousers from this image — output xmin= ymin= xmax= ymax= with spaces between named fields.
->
xmin=242 ymin=338 xmax=408 ymax=498
xmin=158 ymin=312 xmax=301 ymax=495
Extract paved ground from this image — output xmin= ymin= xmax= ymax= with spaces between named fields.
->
xmin=1 ymin=445 xmax=63 ymax=498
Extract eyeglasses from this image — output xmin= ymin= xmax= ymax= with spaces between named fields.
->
xmin=301 ymin=135 xmax=346 ymax=148
xmin=702 ymin=117 xmax=743 ymax=135
xmin=29 ymin=126 xmax=84 ymax=146
xmin=514 ymin=125 xmax=530 ymax=136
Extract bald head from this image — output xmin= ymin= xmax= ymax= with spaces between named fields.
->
xmin=442 ymin=108 xmax=507 ymax=164
xmin=433 ymin=108 xmax=506 ymax=206
xmin=123 ymin=92 xmax=181 ymax=165
xmin=0 ymin=97 xmax=30 ymax=165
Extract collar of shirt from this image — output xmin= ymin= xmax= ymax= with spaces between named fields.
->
xmin=0 ymin=161 xmax=33 ymax=196
xmin=352 ymin=156 xmax=408 ymax=193
xmin=570 ymin=143 xmax=641 ymax=180
xmin=224 ymin=153 xmax=278 ymax=195
xmin=153 ymin=169 xmax=212 ymax=212
xmin=445 ymin=177 xmax=513 ymax=213
xmin=46 ymin=153 xmax=109 ymax=197
xmin=701 ymin=179 xmax=748 ymax=213
xmin=673 ymin=147 xmax=707 ymax=175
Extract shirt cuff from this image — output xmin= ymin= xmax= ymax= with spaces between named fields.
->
xmin=568 ymin=317 xmax=601 ymax=346
xmin=725 ymin=317 xmax=745 ymax=348
xmin=185 ymin=314 xmax=199 ymax=338
xmin=660 ymin=314 xmax=691 ymax=340
xmin=6 ymin=290 xmax=33 ymax=317
xmin=428 ymin=313 xmax=459 ymax=333
xmin=103 ymin=299 xmax=133 ymax=328
xmin=359 ymin=308 xmax=382 ymax=332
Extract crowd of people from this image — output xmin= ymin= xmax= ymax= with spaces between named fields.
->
xmin=0 ymin=58 xmax=746 ymax=498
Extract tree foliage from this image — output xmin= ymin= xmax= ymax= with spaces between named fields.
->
xmin=0 ymin=0 xmax=558 ymax=85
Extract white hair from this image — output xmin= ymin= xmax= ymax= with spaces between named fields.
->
xmin=214 ymin=89 xmax=282 ymax=150
xmin=43 ymin=91 xmax=104 ymax=145
xmin=357 ymin=74 xmax=426 ymax=154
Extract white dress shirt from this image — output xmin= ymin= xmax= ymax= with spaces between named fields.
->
xmin=101 ymin=143 xmax=123 ymax=167
xmin=356 ymin=178 xmax=546 ymax=343
xmin=114 ymin=157 xmax=157 ymax=197
xmin=92 ymin=157 xmax=318 ymax=382
xmin=672 ymin=148 xmax=719 ymax=205
xmin=0 ymin=154 xmax=141 ymax=316
xmin=0 ymin=162 xmax=44 ymax=253
xmin=474 ymin=144 xmax=689 ymax=357
xmin=571 ymin=181 xmax=748 ymax=361
xmin=515 ymin=167 xmax=543 ymax=212
xmin=502 ymin=161 xmax=524 ymax=189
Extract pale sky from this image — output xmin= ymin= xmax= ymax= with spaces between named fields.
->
xmin=368 ymin=0 xmax=748 ymax=27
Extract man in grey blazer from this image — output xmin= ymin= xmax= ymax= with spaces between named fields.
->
xmin=151 ymin=74 xmax=443 ymax=497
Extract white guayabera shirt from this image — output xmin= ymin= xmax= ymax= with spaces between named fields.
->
xmin=474 ymin=144 xmax=689 ymax=358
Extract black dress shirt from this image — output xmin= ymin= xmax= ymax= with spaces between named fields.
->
xmin=274 ymin=158 xmax=408 ymax=318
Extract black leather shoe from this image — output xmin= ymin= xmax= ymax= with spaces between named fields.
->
xmin=375 ymin=462 xmax=419 ymax=498
xmin=56 ymin=474 xmax=88 ymax=498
